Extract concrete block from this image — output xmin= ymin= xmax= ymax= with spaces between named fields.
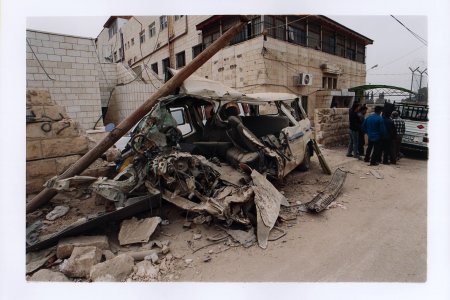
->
xmin=62 ymin=246 xmax=102 ymax=278
xmin=67 ymin=49 xmax=81 ymax=57
xmin=37 ymin=47 xmax=55 ymax=55
xmin=90 ymin=254 xmax=134 ymax=282
xmin=41 ymin=136 xmax=89 ymax=158
xmin=59 ymin=42 xmax=73 ymax=50
xmin=42 ymin=40 xmax=60 ymax=48
xmin=56 ymin=235 xmax=110 ymax=259
xmin=61 ymin=55 xmax=76 ymax=63
xmin=73 ymin=44 xmax=89 ymax=51
xmin=48 ymin=55 xmax=62 ymax=62
xmin=78 ymin=38 xmax=93 ymax=45
xmin=27 ymin=89 xmax=53 ymax=106
xmin=26 ymin=31 xmax=36 ymax=39
xmin=55 ymin=155 xmax=81 ymax=174
xmin=75 ymin=57 xmax=89 ymax=64
xmin=35 ymin=53 xmax=48 ymax=61
xmin=64 ymin=36 xmax=78 ymax=44
xmin=49 ymin=35 xmax=65 ymax=42
xmin=35 ymin=32 xmax=50 ymax=41
xmin=26 ymin=177 xmax=47 ymax=194
xmin=54 ymin=49 xmax=67 ymax=56
xmin=26 ymin=158 xmax=57 ymax=178
xmin=28 ymin=269 xmax=70 ymax=282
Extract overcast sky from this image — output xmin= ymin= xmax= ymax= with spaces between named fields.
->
xmin=26 ymin=15 xmax=427 ymax=91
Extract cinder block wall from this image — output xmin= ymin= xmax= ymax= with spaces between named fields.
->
xmin=314 ymin=108 xmax=350 ymax=146
xmin=104 ymin=82 xmax=157 ymax=126
xmin=26 ymin=29 xmax=103 ymax=130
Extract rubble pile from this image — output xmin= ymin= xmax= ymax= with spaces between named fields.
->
xmin=26 ymin=90 xmax=90 ymax=194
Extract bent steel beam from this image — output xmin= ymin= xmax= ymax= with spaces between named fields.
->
xmin=27 ymin=17 xmax=248 ymax=213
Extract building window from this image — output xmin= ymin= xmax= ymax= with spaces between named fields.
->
xmin=140 ymin=30 xmax=145 ymax=44
xmin=174 ymin=15 xmax=184 ymax=21
xmin=346 ymin=39 xmax=356 ymax=60
xmin=322 ymin=29 xmax=335 ymax=54
xmin=336 ymin=35 xmax=345 ymax=57
xmin=149 ymin=22 xmax=156 ymax=38
xmin=265 ymin=16 xmax=286 ymax=41
xmin=108 ymin=22 xmax=117 ymax=40
xmin=192 ymin=44 xmax=203 ymax=59
xmin=308 ymin=23 xmax=321 ymax=49
xmin=356 ymin=43 xmax=365 ymax=63
xmin=162 ymin=57 xmax=170 ymax=75
xmin=322 ymin=76 xmax=337 ymax=90
xmin=131 ymin=38 xmax=135 ymax=46
xmin=151 ymin=62 xmax=158 ymax=74
xmin=203 ymin=31 xmax=220 ymax=49
xmin=160 ymin=16 xmax=168 ymax=30
xmin=176 ymin=51 xmax=186 ymax=69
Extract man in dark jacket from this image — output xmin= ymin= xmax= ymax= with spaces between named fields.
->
xmin=362 ymin=106 xmax=386 ymax=166
xmin=381 ymin=110 xmax=397 ymax=164
xmin=346 ymin=102 xmax=362 ymax=159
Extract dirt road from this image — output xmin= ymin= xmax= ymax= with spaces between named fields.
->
xmin=175 ymin=147 xmax=427 ymax=282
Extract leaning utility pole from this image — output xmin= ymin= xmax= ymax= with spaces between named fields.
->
xmin=27 ymin=17 xmax=249 ymax=213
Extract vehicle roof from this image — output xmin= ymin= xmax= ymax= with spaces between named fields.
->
xmin=169 ymin=69 xmax=298 ymax=104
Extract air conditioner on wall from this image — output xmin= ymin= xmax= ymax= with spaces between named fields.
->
xmin=295 ymin=73 xmax=313 ymax=86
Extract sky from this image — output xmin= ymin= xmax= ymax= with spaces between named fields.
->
xmin=26 ymin=15 xmax=427 ymax=91
xmin=1 ymin=0 xmax=450 ymax=300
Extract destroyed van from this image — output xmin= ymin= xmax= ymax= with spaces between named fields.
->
xmin=123 ymin=72 xmax=314 ymax=179
xmin=41 ymin=74 xmax=314 ymax=249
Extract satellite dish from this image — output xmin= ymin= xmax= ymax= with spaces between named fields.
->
xmin=105 ymin=123 xmax=115 ymax=132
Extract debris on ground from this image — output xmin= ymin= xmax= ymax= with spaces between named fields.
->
xmin=89 ymin=254 xmax=134 ymax=282
xmin=305 ymin=168 xmax=347 ymax=212
xmin=46 ymin=205 xmax=70 ymax=221
xmin=370 ymin=170 xmax=384 ymax=179
xmin=56 ymin=235 xmax=109 ymax=259
xmin=118 ymin=217 xmax=161 ymax=246
xmin=225 ymin=228 xmax=256 ymax=248
xmin=29 ymin=269 xmax=70 ymax=282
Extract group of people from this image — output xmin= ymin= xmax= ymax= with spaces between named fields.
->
xmin=346 ymin=102 xmax=405 ymax=166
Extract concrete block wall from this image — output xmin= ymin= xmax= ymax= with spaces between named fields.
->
xmin=314 ymin=108 xmax=350 ymax=146
xmin=26 ymin=29 xmax=103 ymax=130
xmin=97 ymin=63 xmax=117 ymax=108
xmin=104 ymin=82 xmax=157 ymax=126
xmin=26 ymin=90 xmax=89 ymax=194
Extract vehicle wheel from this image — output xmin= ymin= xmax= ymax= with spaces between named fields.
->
xmin=298 ymin=149 xmax=311 ymax=171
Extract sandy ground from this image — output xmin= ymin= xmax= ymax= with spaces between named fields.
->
xmin=173 ymin=146 xmax=427 ymax=282
xmin=25 ymin=146 xmax=427 ymax=282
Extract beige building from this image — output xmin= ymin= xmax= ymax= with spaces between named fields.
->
xmin=96 ymin=15 xmax=373 ymax=118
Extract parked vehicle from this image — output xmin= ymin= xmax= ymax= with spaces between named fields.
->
xmin=391 ymin=101 xmax=428 ymax=155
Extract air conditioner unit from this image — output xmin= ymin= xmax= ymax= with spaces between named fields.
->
xmin=296 ymin=73 xmax=312 ymax=86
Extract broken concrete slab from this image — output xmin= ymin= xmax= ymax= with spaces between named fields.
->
xmin=118 ymin=216 xmax=161 ymax=246
xmin=90 ymin=254 xmax=134 ymax=282
xmin=134 ymin=260 xmax=159 ymax=280
xmin=61 ymin=246 xmax=102 ymax=278
xmin=102 ymin=250 xmax=115 ymax=261
xmin=370 ymin=169 xmax=384 ymax=179
xmin=122 ymin=249 xmax=162 ymax=261
xmin=45 ymin=205 xmax=70 ymax=221
xmin=251 ymin=170 xmax=285 ymax=249
xmin=29 ymin=269 xmax=70 ymax=282
xmin=56 ymin=235 xmax=109 ymax=259
xmin=225 ymin=228 xmax=256 ymax=248
xmin=26 ymin=248 xmax=56 ymax=274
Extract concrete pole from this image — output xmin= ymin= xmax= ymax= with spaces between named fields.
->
xmin=409 ymin=67 xmax=419 ymax=101
xmin=418 ymin=68 xmax=427 ymax=102
xmin=27 ymin=17 xmax=248 ymax=213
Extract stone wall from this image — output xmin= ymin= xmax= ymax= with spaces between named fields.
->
xmin=314 ymin=108 xmax=350 ymax=147
xmin=26 ymin=29 xmax=103 ymax=130
xmin=26 ymin=90 xmax=89 ymax=194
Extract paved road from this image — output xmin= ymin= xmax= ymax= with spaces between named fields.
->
xmin=178 ymin=147 xmax=427 ymax=282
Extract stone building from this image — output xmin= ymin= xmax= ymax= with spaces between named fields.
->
xmin=96 ymin=15 xmax=373 ymax=118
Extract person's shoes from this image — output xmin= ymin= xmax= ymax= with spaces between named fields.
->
xmin=364 ymin=158 xmax=370 ymax=162
xmin=382 ymin=161 xmax=390 ymax=165
xmin=346 ymin=154 xmax=353 ymax=157
xmin=356 ymin=156 xmax=362 ymax=160
xmin=369 ymin=162 xmax=379 ymax=166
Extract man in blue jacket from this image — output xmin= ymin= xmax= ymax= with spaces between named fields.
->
xmin=362 ymin=106 xmax=386 ymax=166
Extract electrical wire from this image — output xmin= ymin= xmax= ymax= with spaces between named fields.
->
xmin=26 ymin=38 xmax=56 ymax=81
xmin=374 ymin=45 xmax=426 ymax=71
xmin=390 ymin=15 xmax=427 ymax=46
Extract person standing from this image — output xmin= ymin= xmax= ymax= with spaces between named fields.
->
xmin=357 ymin=105 xmax=368 ymax=156
xmin=391 ymin=110 xmax=405 ymax=161
xmin=381 ymin=110 xmax=397 ymax=164
xmin=346 ymin=102 xmax=362 ymax=159
xmin=362 ymin=106 xmax=386 ymax=166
